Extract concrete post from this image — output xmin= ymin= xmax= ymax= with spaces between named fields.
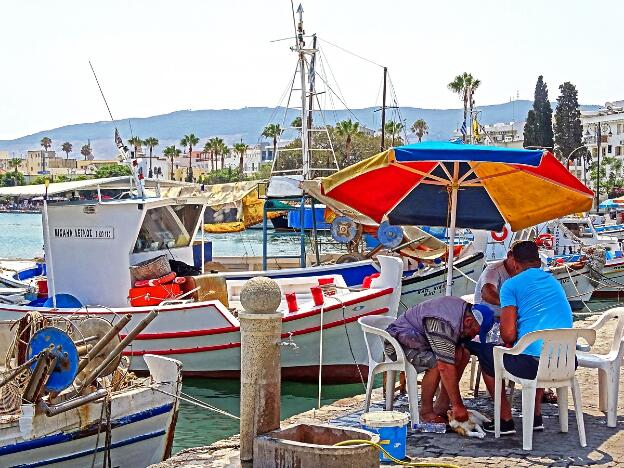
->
xmin=239 ymin=276 xmax=282 ymax=463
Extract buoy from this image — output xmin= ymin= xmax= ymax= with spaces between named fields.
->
xmin=491 ymin=226 xmax=509 ymax=242
xmin=536 ymin=233 xmax=555 ymax=249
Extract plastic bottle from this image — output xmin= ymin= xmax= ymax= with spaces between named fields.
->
xmin=412 ymin=422 xmax=446 ymax=433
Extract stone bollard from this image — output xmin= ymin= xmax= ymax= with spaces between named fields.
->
xmin=239 ymin=276 xmax=283 ymax=463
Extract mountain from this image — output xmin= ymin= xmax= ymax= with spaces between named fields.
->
xmin=0 ymin=100 xmax=600 ymax=158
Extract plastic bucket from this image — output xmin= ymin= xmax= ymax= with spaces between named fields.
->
xmin=360 ymin=411 xmax=409 ymax=462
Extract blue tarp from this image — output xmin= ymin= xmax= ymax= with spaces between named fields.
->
xmin=392 ymin=141 xmax=545 ymax=166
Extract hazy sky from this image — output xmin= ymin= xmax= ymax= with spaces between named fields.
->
xmin=1 ymin=0 xmax=621 ymax=140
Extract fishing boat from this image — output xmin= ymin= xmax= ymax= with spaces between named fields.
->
xmin=0 ymin=313 xmax=182 ymax=467
xmin=0 ymin=178 xmax=406 ymax=382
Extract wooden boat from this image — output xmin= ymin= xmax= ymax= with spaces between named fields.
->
xmin=0 ymin=316 xmax=182 ymax=468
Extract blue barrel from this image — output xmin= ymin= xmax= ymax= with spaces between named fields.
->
xmin=360 ymin=411 xmax=409 ymax=462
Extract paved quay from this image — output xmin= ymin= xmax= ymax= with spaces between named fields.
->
xmin=152 ymin=314 xmax=624 ymax=468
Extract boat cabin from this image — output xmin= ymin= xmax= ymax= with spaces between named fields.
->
xmin=46 ymin=197 xmax=204 ymax=307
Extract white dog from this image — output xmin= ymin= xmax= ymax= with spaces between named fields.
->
xmin=447 ymin=409 xmax=491 ymax=439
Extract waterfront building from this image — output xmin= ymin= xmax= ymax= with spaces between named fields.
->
xmin=581 ymin=101 xmax=624 ymax=159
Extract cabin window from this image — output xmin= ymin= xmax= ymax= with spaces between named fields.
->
xmin=133 ymin=204 xmax=203 ymax=253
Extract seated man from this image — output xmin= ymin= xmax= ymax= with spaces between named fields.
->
xmin=474 ymin=246 xmax=517 ymax=318
xmin=467 ymin=240 xmax=573 ymax=434
xmin=385 ymin=296 xmax=494 ymax=423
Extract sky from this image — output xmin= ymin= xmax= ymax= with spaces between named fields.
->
xmin=1 ymin=0 xmax=622 ymax=140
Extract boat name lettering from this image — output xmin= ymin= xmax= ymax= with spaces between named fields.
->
xmin=53 ymin=227 xmax=114 ymax=239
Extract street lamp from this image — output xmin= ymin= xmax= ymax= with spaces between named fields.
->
xmin=564 ymin=145 xmax=589 ymax=186
xmin=585 ymin=122 xmax=613 ymax=209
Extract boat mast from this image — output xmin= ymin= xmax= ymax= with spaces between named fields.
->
xmin=380 ymin=66 xmax=387 ymax=152
xmin=296 ymin=4 xmax=310 ymax=179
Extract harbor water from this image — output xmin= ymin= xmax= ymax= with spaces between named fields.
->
xmin=0 ymin=212 xmax=620 ymax=453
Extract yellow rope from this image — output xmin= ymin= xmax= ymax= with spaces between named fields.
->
xmin=333 ymin=439 xmax=460 ymax=468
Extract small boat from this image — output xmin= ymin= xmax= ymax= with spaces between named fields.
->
xmin=0 ymin=314 xmax=182 ymax=468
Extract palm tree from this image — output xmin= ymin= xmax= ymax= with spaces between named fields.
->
xmin=40 ymin=137 xmax=52 ymax=173
xmin=202 ymin=141 xmax=212 ymax=170
xmin=261 ymin=124 xmax=283 ymax=162
xmin=80 ymin=144 xmax=92 ymax=161
xmin=291 ymin=117 xmax=302 ymax=137
xmin=127 ymin=136 xmax=143 ymax=157
xmin=180 ymin=134 xmax=200 ymax=182
xmin=219 ymin=142 xmax=230 ymax=170
xmin=233 ymin=141 xmax=249 ymax=175
xmin=384 ymin=121 xmax=405 ymax=147
xmin=163 ymin=145 xmax=181 ymax=180
xmin=143 ymin=137 xmax=159 ymax=178
xmin=335 ymin=119 xmax=360 ymax=164
xmin=448 ymin=72 xmax=480 ymax=142
xmin=207 ymin=137 xmax=225 ymax=171
xmin=61 ymin=142 xmax=72 ymax=160
xmin=411 ymin=119 xmax=429 ymax=142
xmin=8 ymin=157 xmax=22 ymax=174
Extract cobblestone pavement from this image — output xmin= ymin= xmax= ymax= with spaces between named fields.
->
xmin=153 ymin=315 xmax=624 ymax=468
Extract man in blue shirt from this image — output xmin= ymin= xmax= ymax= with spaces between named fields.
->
xmin=466 ymin=240 xmax=573 ymax=434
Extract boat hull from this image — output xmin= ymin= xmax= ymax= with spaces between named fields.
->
xmin=0 ymin=355 xmax=181 ymax=468
xmin=591 ymin=258 xmax=624 ymax=297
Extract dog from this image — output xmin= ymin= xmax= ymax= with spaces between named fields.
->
xmin=447 ymin=409 xmax=491 ymax=439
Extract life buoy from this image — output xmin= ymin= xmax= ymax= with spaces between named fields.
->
xmin=535 ymin=233 xmax=555 ymax=249
xmin=491 ymin=227 xmax=509 ymax=242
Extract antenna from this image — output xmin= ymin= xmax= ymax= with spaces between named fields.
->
xmin=89 ymin=61 xmax=115 ymax=122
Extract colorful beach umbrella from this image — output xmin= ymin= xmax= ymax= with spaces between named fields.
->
xmin=318 ymin=141 xmax=594 ymax=295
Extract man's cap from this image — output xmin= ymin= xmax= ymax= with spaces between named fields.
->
xmin=471 ymin=304 xmax=495 ymax=343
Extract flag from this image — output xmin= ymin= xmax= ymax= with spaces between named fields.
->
xmin=460 ymin=120 xmax=467 ymax=137
xmin=473 ymin=118 xmax=480 ymax=141
xmin=114 ymin=128 xmax=124 ymax=149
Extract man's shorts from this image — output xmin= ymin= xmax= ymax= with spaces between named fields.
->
xmin=384 ymin=340 xmax=437 ymax=373
xmin=464 ymin=341 xmax=539 ymax=380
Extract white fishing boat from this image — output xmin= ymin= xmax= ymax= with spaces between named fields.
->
xmin=0 ymin=314 xmax=182 ymax=468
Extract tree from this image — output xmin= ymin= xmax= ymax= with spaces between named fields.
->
xmin=127 ymin=136 xmax=143 ymax=157
xmin=523 ymin=110 xmax=537 ymax=148
xmin=291 ymin=117 xmax=302 ymax=137
xmin=261 ymin=124 xmax=283 ymax=162
xmin=94 ymin=164 xmax=132 ymax=179
xmin=554 ymin=82 xmax=584 ymax=163
xmin=448 ymin=73 xmax=480 ymax=142
xmin=0 ymin=172 xmax=25 ymax=187
xmin=80 ymin=144 xmax=92 ymax=160
xmin=523 ymin=75 xmax=554 ymax=148
xmin=180 ymin=134 xmax=199 ymax=182
xmin=206 ymin=137 xmax=224 ymax=171
xmin=163 ymin=145 xmax=181 ymax=180
xmin=143 ymin=137 xmax=159 ymax=178
xmin=384 ymin=120 xmax=405 ymax=147
xmin=61 ymin=142 xmax=72 ymax=160
xmin=8 ymin=157 xmax=22 ymax=174
xmin=40 ymin=137 xmax=52 ymax=151
xmin=219 ymin=142 xmax=230 ymax=170
xmin=335 ymin=119 xmax=360 ymax=164
xmin=40 ymin=136 xmax=52 ymax=173
xmin=411 ymin=119 xmax=428 ymax=142
xmin=233 ymin=141 xmax=249 ymax=174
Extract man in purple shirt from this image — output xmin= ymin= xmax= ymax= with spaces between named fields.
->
xmin=385 ymin=296 xmax=494 ymax=423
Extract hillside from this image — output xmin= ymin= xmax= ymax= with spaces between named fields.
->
xmin=0 ymin=101 xmax=600 ymax=158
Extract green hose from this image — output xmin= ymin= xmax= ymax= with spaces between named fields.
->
xmin=333 ymin=439 xmax=460 ymax=468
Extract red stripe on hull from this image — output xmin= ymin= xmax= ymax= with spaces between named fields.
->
xmin=123 ymin=307 xmax=389 ymax=356
xmin=159 ymin=364 xmax=372 ymax=384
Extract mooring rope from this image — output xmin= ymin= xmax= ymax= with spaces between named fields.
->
xmin=150 ymin=386 xmax=239 ymax=420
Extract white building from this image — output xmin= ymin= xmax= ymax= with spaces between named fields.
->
xmin=581 ymin=101 xmax=624 ymax=159
xmin=479 ymin=121 xmax=524 ymax=148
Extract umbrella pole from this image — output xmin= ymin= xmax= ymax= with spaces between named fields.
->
xmin=445 ymin=165 xmax=459 ymax=296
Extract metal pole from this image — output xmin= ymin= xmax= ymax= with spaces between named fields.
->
xmin=445 ymin=162 xmax=460 ymax=296
xmin=42 ymin=192 xmax=56 ymax=308
xmin=597 ymin=124 xmax=601 ymax=209
xmin=380 ymin=67 xmax=387 ymax=152
xmin=77 ymin=310 xmax=158 ymax=391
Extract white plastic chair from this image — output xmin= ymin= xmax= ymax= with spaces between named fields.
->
xmin=358 ymin=315 xmax=420 ymax=425
xmin=577 ymin=308 xmax=624 ymax=427
xmin=493 ymin=328 xmax=596 ymax=451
